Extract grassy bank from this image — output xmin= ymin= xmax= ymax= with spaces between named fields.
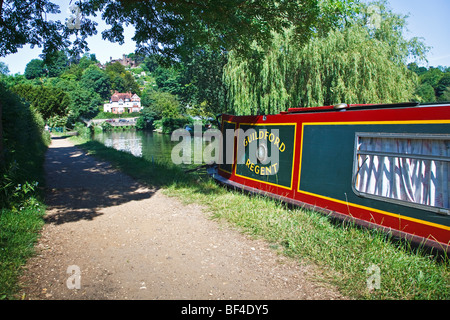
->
xmin=0 ymin=84 xmax=49 ymax=299
xmin=70 ymin=134 xmax=450 ymax=300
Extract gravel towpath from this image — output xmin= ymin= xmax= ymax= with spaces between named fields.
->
xmin=19 ymin=136 xmax=344 ymax=300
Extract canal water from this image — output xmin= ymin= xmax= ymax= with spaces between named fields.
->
xmin=93 ymin=130 xmax=218 ymax=169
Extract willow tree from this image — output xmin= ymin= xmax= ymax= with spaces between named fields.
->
xmin=223 ymin=0 xmax=428 ymax=115
xmin=290 ymin=25 xmax=420 ymax=108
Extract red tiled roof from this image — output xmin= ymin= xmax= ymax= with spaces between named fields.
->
xmin=111 ymin=91 xmax=132 ymax=102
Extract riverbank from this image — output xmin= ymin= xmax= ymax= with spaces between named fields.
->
xmin=68 ymin=134 xmax=449 ymax=300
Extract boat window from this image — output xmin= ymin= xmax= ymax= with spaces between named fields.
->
xmin=353 ymin=133 xmax=450 ymax=214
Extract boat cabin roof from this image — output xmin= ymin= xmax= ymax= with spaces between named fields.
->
xmin=282 ymin=102 xmax=449 ymax=114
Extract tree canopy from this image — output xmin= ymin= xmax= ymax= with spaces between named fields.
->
xmin=1 ymin=0 xmax=448 ymax=128
xmin=24 ymin=59 xmax=46 ymax=80
xmin=222 ymin=0 xmax=428 ymax=115
xmin=0 ymin=0 xmax=339 ymax=62
xmin=409 ymin=64 xmax=450 ymax=102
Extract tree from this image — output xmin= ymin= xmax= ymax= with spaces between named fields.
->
xmin=0 ymin=61 xmax=9 ymax=75
xmin=80 ymin=65 xmax=111 ymax=99
xmin=147 ymin=91 xmax=181 ymax=119
xmin=106 ymin=61 xmax=140 ymax=94
xmin=153 ymin=66 xmax=184 ymax=95
xmin=414 ymin=83 xmax=436 ymax=103
xmin=223 ymin=0 xmax=425 ymax=115
xmin=67 ymin=86 xmax=102 ymax=119
xmin=0 ymin=0 xmax=98 ymax=59
xmin=97 ymin=0 xmax=322 ymax=60
xmin=408 ymin=63 xmax=428 ymax=77
xmin=410 ymin=65 xmax=450 ymax=102
xmin=123 ymin=71 xmax=140 ymax=94
xmin=420 ymin=67 xmax=443 ymax=89
xmin=440 ymin=87 xmax=450 ymax=102
xmin=181 ymin=47 xmax=229 ymax=115
xmin=46 ymin=51 xmax=69 ymax=77
xmin=136 ymin=108 xmax=157 ymax=130
xmin=24 ymin=59 xmax=46 ymax=79
xmin=12 ymin=84 xmax=70 ymax=119
xmin=436 ymin=73 xmax=450 ymax=100
xmin=0 ymin=0 xmax=64 ymax=57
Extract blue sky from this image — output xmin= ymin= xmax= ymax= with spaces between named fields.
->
xmin=1 ymin=0 xmax=449 ymax=75
xmin=388 ymin=0 xmax=450 ymax=67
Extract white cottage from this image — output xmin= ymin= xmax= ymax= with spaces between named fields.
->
xmin=103 ymin=91 xmax=142 ymax=114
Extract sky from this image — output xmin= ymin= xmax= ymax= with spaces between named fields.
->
xmin=388 ymin=0 xmax=450 ymax=67
xmin=1 ymin=0 xmax=450 ymax=75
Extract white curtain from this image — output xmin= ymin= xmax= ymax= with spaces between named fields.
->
xmin=355 ymin=136 xmax=450 ymax=209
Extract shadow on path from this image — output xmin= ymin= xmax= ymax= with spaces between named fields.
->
xmin=43 ymin=136 xmax=155 ymax=225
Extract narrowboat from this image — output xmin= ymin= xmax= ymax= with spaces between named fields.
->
xmin=210 ymin=102 xmax=450 ymax=252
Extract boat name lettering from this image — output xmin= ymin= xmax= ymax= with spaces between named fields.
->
xmin=243 ymin=130 xmax=286 ymax=152
xmin=246 ymin=159 xmax=279 ymax=175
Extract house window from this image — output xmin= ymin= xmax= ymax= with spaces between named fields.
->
xmin=353 ymin=133 xmax=450 ymax=214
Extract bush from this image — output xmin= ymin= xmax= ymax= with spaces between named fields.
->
xmin=101 ymin=122 xmax=113 ymax=131
xmin=0 ymin=82 xmax=49 ymax=299
xmin=47 ymin=115 xmax=68 ymax=128
xmin=161 ymin=117 xmax=192 ymax=134
xmin=73 ymin=122 xmax=92 ymax=138
xmin=1 ymin=83 xmax=49 ymax=194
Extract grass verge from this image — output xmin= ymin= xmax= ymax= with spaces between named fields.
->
xmin=70 ymin=135 xmax=450 ymax=300
xmin=0 ymin=198 xmax=45 ymax=299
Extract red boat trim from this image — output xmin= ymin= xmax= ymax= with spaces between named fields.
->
xmin=208 ymin=166 xmax=450 ymax=253
xmin=216 ymin=104 xmax=450 ymax=252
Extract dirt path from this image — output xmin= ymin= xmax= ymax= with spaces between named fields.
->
xmin=19 ymin=136 xmax=344 ymax=300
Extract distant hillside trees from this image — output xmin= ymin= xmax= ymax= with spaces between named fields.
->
xmin=408 ymin=64 xmax=450 ymax=102
xmin=24 ymin=59 xmax=46 ymax=80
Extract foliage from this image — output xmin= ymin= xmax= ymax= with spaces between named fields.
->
xmin=436 ymin=73 xmax=450 ymax=98
xmin=223 ymin=0 xmax=424 ymax=115
xmin=0 ymin=0 xmax=63 ymax=57
xmin=0 ymin=62 xmax=9 ymax=75
xmin=46 ymin=115 xmax=69 ymax=128
xmin=181 ymin=47 xmax=229 ymax=116
xmin=153 ymin=65 xmax=184 ymax=96
xmin=45 ymin=51 xmax=70 ymax=78
xmin=441 ymin=88 xmax=450 ymax=102
xmin=67 ymin=86 xmax=102 ymax=119
xmin=0 ymin=82 xmax=49 ymax=207
xmin=80 ymin=65 xmax=111 ymax=100
xmin=160 ymin=117 xmax=192 ymax=134
xmin=105 ymin=61 xmax=140 ymax=94
xmin=101 ymin=121 xmax=113 ymax=132
xmin=136 ymin=108 xmax=158 ymax=131
xmin=24 ymin=59 xmax=46 ymax=80
xmin=11 ymin=83 xmax=71 ymax=119
xmin=0 ymin=84 xmax=48 ymax=296
xmin=409 ymin=64 xmax=450 ymax=102
xmin=145 ymin=90 xmax=182 ymax=119
xmin=96 ymin=0 xmax=322 ymax=60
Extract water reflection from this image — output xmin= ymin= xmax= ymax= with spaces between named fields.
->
xmin=93 ymin=130 xmax=218 ymax=167
xmin=96 ymin=131 xmax=144 ymax=157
